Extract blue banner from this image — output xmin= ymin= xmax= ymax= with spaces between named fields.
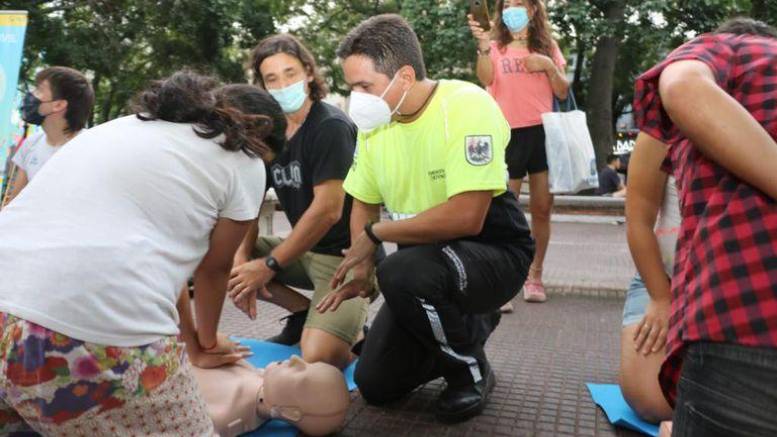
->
xmin=0 ymin=11 xmax=28 ymax=185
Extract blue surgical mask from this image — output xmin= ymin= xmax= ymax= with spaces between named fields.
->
xmin=502 ymin=6 xmax=529 ymax=33
xmin=268 ymin=80 xmax=307 ymax=114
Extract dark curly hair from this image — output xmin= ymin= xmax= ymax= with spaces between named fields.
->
xmin=715 ymin=17 xmax=777 ymax=38
xmin=133 ymin=71 xmax=286 ymax=160
xmin=249 ymin=34 xmax=328 ymax=101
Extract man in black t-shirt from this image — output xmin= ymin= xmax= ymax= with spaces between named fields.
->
xmin=228 ymin=34 xmax=371 ymax=370
xmin=597 ymin=154 xmax=627 ymax=197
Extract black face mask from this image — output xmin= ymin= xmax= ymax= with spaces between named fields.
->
xmin=20 ymin=92 xmax=47 ymax=125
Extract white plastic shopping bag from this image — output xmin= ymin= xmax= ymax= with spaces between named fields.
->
xmin=541 ymin=93 xmax=599 ymax=194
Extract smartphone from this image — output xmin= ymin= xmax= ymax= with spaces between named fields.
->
xmin=469 ymin=0 xmax=491 ymax=31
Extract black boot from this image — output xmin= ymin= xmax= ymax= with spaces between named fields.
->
xmin=434 ymin=360 xmax=496 ymax=423
xmin=266 ymin=310 xmax=307 ymax=345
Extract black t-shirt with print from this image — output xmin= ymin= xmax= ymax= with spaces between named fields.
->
xmin=268 ymin=101 xmax=356 ymax=256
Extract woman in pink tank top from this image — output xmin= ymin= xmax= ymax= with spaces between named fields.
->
xmin=468 ymin=0 xmax=569 ymax=306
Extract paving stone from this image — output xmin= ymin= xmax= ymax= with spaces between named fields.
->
xmin=218 ymin=213 xmax=642 ymax=436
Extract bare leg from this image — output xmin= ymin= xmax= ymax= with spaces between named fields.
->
xmin=508 ymin=178 xmax=523 ymax=202
xmin=300 ymin=328 xmax=352 ymax=370
xmin=263 ymin=282 xmax=310 ymax=313
xmin=527 ymin=171 xmax=553 ymax=282
xmin=619 ymin=325 xmax=673 ymax=423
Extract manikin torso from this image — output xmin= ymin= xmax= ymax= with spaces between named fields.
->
xmin=191 ymin=356 xmax=350 ymax=437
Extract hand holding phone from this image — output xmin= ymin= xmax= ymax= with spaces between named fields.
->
xmin=469 ymin=0 xmax=491 ymax=31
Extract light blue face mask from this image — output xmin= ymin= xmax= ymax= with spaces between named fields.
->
xmin=269 ymin=80 xmax=307 ymax=114
xmin=502 ymin=6 xmax=530 ymax=33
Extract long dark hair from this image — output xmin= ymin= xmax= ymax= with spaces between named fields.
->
xmin=249 ymin=34 xmax=329 ymax=101
xmin=133 ymin=71 xmax=286 ymax=160
xmin=493 ymin=0 xmax=555 ymax=57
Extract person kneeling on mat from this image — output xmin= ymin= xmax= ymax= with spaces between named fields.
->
xmin=228 ymin=34 xmax=378 ymax=370
xmin=316 ymin=14 xmax=535 ymax=423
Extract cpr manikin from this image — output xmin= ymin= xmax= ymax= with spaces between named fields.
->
xmin=191 ymin=355 xmax=350 ymax=437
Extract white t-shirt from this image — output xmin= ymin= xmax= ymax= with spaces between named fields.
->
xmin=11 ymin=131 xmax=62 ymax=180
xmin=656 ymin=176 xmax=681 ymax=276
xmin=0 ymin=115 xmax=266 ymax=346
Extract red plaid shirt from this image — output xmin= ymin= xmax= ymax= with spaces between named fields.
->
xmin=634 ymin=33 xmax=777 ymax=405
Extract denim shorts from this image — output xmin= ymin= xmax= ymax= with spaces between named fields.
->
xmin=622 ymin=274 xmax=649 ymax=327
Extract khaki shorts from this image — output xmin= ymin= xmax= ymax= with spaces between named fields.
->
xmin=253 ymin=236 xmax=370 ymax=345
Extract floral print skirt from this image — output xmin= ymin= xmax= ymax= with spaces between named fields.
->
xmin=0 ymin=312 xmax=214 ymax=436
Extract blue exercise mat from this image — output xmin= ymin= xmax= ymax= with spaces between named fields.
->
xmin=587 ymin=383 xmax=659 ymax=436
xmin=231 ymin=337 xmax=359 ymax=437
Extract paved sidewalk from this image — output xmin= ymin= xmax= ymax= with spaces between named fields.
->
xmin=221 ymin=294 xmax=639 ymax=437
xmin=267 ymin=211 xmax=636 ymax=296
xmin=218 ymin=213 xmax=644 ymax=436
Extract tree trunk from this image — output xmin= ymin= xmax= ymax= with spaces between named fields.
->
xmin=586 ymin=0 xmax=625 ymax=169
xmin=572 ymin=36 xmax=586 ymax=105
xmin=751 ymin=0 xmax=767 ymax=21
xmin=89 ymin=73 xmax=101 ymax=128
xmin=100 ymin=81 xmax=117 ymax=124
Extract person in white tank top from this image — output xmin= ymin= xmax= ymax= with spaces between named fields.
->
xmin=619 ymin=134 xmax=680 ymax=425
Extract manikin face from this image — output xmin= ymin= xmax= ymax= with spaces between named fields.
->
xmin=341 ymin=54 xmax=412 ymax=113
xmin=258 ymin=52 xmax=312 ymax=93
xmin=262 ymin=355 xmax=309 ymax=399
xmin=262 ymin=355 xmax=348 ymax=410
xmin=261 ymin=355 xmax=350 ymax=434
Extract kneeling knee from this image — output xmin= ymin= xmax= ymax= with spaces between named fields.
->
xmin=354 ymin=367 xmax=398 ymax=406
xmin=621 ymin=384 xmax=672 ymax=424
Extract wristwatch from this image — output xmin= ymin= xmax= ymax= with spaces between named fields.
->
xmin=265 ymin=255 xmax=283 ymax=273
xmin=364 ymin=222 xmax=382 ymax=246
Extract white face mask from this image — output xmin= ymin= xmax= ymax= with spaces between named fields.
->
xmin=347 ymin=73 xmax=409 ymax=132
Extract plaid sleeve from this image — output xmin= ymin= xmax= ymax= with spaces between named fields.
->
xmin=633 ymin=34 xmax=736 ymax=146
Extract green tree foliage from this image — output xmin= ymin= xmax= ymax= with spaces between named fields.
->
xmin=277 ymin=0 xmax=475 ymax=95
xmin=551 ymin=0 xmax=775 ymax=165
xmin=3 ymin=0 xmax=775 ymax=163
xmin=4 ymin=0 xmax=284 ymax=124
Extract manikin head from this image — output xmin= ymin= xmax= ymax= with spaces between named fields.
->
xmin=260 ymin=355 xmax=350 ymax=436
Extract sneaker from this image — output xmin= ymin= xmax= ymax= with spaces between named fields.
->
xmin=435 ymin=361 xmax=496 ymax=423
xmin=523 ymin=280 xmax=547 ymax=303
xmin=266 ymin=310 xmax=307 ymax=345
xmin=499 ymin=302 xmax=515 ymax=313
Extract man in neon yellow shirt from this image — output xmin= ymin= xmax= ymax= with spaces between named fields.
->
xmin=315 ymin=14 xmax=535 ymax=423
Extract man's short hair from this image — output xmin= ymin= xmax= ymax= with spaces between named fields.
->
xmin=606 ymin=154 xmax=620 ymax=164
xmin=714 ymin=17 xmax=777 ymax=39
xmin=337 ymin=14 xmax=427 ymax=81
xmin=35 ymin=66 xmax=94 ymax=133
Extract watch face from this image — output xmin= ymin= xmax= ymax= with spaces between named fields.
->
xmin=266 ymin=256 xmax=282 ymax=272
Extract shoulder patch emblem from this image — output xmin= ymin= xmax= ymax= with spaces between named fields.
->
xmin=465 ymin=135 xmax=493 ymax=166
